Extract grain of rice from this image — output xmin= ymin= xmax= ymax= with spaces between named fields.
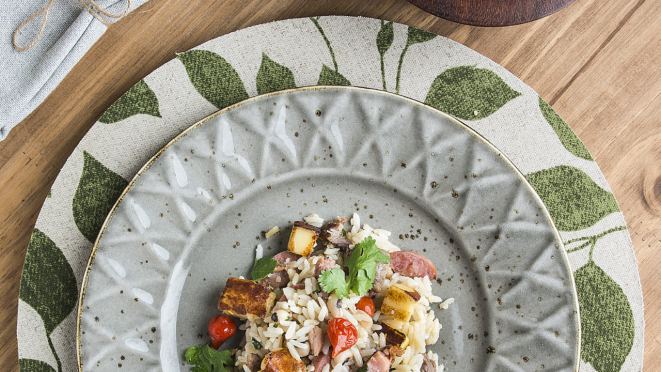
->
xmin=333 ymin=348 xmax=353 ymax=366
xmin=439 ymin=297 xmax=455 ymax=309
xmin=304 ymin=214 xmax=324 ymax=227
xmin=350 ymin=346 xmax=363 ymax=367
xmin=265 ymin=226 xmax=280 ymax=239
xmin=350 ymin=213 xmax=360 ymax=234
xmin=289 ymin=339 xmax=307 ymax=348
xmin=256 ymin=244 xmax=264 ymax=259
xmin=288 ymin=342 xmax=301 ymax=361
xmin=331 ymin=363 xmax=345 ymax=372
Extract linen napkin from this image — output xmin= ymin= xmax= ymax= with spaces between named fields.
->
xmin=0 ymin=0 xmax=147 ymax=141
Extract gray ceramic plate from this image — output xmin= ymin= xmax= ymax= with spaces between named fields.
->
xmin=77 ymin=86 xmax=580 ymax=372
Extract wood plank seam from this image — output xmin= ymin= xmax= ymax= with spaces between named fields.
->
xmin=549 ymin=0 xmax=647 ymax=105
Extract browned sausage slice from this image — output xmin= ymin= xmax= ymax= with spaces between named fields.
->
xmin=314 ymin=257 xmax=336 ymax=278
xmin=273 ymin=251 xmax=302 ymax=266
xmin=311 ymin=350 xmax=331 ymax=372
xmin=389 ymin=251 xmax=437 ymax=279
xmin=366 ymin=351 xmax=392 ymax=372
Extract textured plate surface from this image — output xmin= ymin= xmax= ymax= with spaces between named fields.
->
xmin=78 ymin=87 xmax=580 ymax=371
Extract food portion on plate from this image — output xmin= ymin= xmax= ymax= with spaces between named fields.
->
xmin=186 ymin=213 xmax=451 ymax=372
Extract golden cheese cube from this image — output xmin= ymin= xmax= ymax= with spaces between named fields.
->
xmin=376 ymin=322 xmax=410 ymax=349
xmin=380 ymin=284 xmax=421 ymax=323
xmin=287 ymin=221 xmax=320 ymax=257
xmin=261 ymin=348 xmax=306 ymax=372
xmin=218 ymin=278 xmax=275 ymax=319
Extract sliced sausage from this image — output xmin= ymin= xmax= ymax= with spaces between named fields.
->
xmin=311 ymin=350 xmax=331 ymax=372
xmin=366 ymin=351 xmax=392 ymax=372
xmin=273 ymin=251 xmax=302 ymax=266
xmin=314 ymin=257 xmax=336 ymax=278
xmin=389 ymin=251 xmax=437 ymax=279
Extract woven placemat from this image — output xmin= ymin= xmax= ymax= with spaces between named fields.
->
xmin=16 ymin=16 xmax=643 ymax=372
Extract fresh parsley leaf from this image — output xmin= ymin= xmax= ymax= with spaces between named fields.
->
xmin=251 ymin=255 xmax=278 ymax=281
xmin=251 ymin=337 xmax=263 ymax=350
xmin=357 ymin=365 xmax=369 ymax=372
xmin=185 ymin=344 xmax=234 ymax=372
xmin=341 ymin=229 xmax=347 ymax=237
xmin=319 ymin=237 xmax=391 ymax=298
xmin=319 ymin=267 xmax=350 ymax=298
xmin=349 ymin=270 xmax=372 ymax=297
xmin=185 ymin=346 xmax=201 ymax=364
xmin=344 ymin=237 xmax=390 ymax=296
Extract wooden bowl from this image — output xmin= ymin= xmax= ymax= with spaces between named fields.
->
xmin=407 ymin=0 xmax=577 ymax=26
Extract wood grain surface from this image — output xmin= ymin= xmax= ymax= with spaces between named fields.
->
xmin=0 ymin=0 xmax=659 ymax=370
xmin=408 ymin=0 xmax=576 ymax=26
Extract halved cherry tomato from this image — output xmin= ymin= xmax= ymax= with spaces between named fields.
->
xmin=356 ymin=296 xmax=375 ymax=317
xmin=209 ymin=315 xmax=236 ymax=349
xmin=327 ymin=318 xmax=358 ymax=358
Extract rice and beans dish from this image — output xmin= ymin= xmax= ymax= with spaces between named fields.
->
xmin=185 ymin=214 xmax=452 ymax=372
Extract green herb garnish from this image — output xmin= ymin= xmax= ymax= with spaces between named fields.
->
xmin=251 ymin=338 xmax=263 ymax=350
xmin=341 ymin=229 xmax=347 ymax=237
xmin=319 ymin=237 xmax=390 ymax=298
xmin=319 ymin=267 xmax=350 ymax=298
xmin=251 ymin=255 xmax=278 ymax=281
xmin=185 ymin=344 xmax=234 ymax=372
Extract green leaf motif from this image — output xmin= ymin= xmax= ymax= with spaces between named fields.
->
xmin=73 ymin=151 xmax=129 ymax=243
xmin=317 ymin=65 xmax=351 ymax=86
xmin=256 ymin=53 xmax=297 ymax=95
xmin=178 ymin=50 xmax=249 ymax=109
xmin=575 ymin=261 xmax=634 ymax=372
xmin=98 ymin=80 xmax=161 ymax=124
xmin=377 ymin=21 xmax=394 ymax=56
xmin=406 ymin=26 xmax=437 ymax=46
xmin=539 ymin=97 xmax=593 ymax=161
xmin=396 ymin=26 xmax=438 ymax=94
xmin=424 ymin=66 xmax=522 ymax=120
xmin=19 ymin=229 xmax=77 ymax=336
xmin=19 ymin=358 xmax=56 ymax=372
xmin=526 ymin=165 xmax=619 ymax=231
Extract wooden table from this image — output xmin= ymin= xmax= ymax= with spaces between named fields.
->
xmin=1 ymin=0 xmax=659 ymax=370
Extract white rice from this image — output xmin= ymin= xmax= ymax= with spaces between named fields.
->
xmin=234 ymin=214 xmax=447 ymax=372
xmin=265 ymin=226 xmax=280 ymax=239
xmin=439 ymin=298 xmax=455 ymax=310
xmin=304 ymin=214 xmax=324 ymax=227
xmin=255 ymin=244 xmax=264 ymax=260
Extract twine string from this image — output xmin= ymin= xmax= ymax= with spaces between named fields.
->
xmin=13 ymin=0 xmax=131 ymax=51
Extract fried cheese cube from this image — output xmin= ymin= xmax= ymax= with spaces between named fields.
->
xmin=260 ymin=348 xmax=306 ymax=372
xmin=375 ymin=322 xmax=410 ymax=349
xmin=287 ymin=221 xmax=321 ymax=257
xmin=380 ymin=284 xmax=421 ymax=323
xmin=218 ymin=278 xmax=275 ymax=319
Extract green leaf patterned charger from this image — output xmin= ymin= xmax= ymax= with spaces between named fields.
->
xmin=17 ymin=16 xmax=643 ymax=372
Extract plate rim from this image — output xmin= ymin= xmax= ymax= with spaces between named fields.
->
xmin=76 ymin=85 xmax=581 ymax=371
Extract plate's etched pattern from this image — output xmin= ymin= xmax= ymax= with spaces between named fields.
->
xmin=79 ymin=87 xmax=579 ymax=371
